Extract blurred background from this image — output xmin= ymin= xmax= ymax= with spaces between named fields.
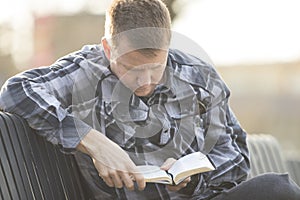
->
xmin=0 ymin=0 xmax=299 ymax=158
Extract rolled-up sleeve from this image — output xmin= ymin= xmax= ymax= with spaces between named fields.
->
xmin=0 ymin=60 xmax=92 ymax=151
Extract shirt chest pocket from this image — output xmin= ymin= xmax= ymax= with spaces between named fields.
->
xmin=164 ymin=95 xmax=205 ymax=120
xmin=164 ymin=97 xmax=200 ymax=138
xmin=104 ymin=101 xmax=149 ymax=123
xmin=164 ymin=97 xmax=206 ymax=150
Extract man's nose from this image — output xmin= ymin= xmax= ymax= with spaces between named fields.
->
xmin=137 ymin=70 xmax=152 ymax=86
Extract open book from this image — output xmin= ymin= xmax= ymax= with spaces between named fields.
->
xmin=137 ymin=152 xmax=215 ymax=185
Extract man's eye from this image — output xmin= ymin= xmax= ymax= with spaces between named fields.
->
xmin=154 ymin=65 xmax=163 ymax=69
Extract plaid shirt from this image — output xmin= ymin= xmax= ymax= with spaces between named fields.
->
xmin=0 ymin=45 xmax=250 ymax=200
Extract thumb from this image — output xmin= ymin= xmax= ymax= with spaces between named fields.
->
xmin=160 ymin=158 xmax=177 ymax=171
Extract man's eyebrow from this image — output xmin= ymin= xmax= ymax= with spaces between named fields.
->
xmin=117 ymin=61 xmax=132 ymax=69
xmin=132 ymin=64 xmax=165 ymax=71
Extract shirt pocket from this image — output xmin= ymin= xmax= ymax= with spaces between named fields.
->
xmin=164 ymin=98 xmax=206 ymax=151
xmin=104 ymin=101 xmax=149 ymax=123
xmin=164 ymin=94 xmax=203 ymax=120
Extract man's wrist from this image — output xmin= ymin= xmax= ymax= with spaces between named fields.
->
xmin=76 ymin=129 xmax=105 ymax=155
xmin=76 ymin=142 xmax=89 ymax=154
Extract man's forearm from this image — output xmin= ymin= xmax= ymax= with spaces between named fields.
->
xmin=76 ymin=129 xmax=146 ymax=190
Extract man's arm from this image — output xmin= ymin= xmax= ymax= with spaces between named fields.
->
xmin=195 ymin=72 xmax=250 ymax=195
xmin=0 ymin=62 xmax=146 ymax=191
xmin=0 ymin=64 xmax=91 ymax=150
xmin=160 ymin=158 xmax=191 ymax=191
xmin=77 ymin=129 xmax=145 ymax=190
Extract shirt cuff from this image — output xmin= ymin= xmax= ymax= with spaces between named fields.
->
xmin=58 ymin=115 xmax=92 ymax=154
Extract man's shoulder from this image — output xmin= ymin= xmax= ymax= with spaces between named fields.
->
xmin=168 ymin=48 xmax=212 ymax=67
xmin=63 ymin=44 xmax=108 ymax=64
xmin=168 ymin=49 xmax=222 ymax=88
xmin=52 ymin=44 xmax=110 ymax=75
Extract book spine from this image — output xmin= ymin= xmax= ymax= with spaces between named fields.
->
xmin=166 ymin=171 xmax=175 ymax=185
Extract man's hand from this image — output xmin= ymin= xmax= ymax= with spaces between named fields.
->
xmin=160 ymin=158 xmax=191 ymax=191
xmin=77 ymin=129 xmax=145 ymax=191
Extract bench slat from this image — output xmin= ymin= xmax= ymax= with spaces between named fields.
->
xmin=0 ymin=112 xmax=87 ymax=200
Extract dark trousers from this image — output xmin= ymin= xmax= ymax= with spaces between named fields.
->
xmin=210 ymin=173 xmax=300 ymax=200
xmin=76 ymin=152 xmax=300 ymax=200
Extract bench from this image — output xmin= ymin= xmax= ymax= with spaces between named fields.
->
xmin=0 ymin=111 xmax=299 ymax=199
xmin=0 ymin=112 xmax=87 ymax=200
xmin=247 ymin=134 xmax=300 ymax=186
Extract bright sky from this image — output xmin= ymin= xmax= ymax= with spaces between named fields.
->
xmin=1 ymin=0 xmax=300 ymax=66
xmin=173 ymin=0 xmax=300 ymax=65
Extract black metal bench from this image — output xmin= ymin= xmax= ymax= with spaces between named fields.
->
xmin=247 ymin=133 xmax=300 ymax=186
xmin=1 ymin=111 xmax=299 ymax=199
xmin=0 ymin=112 xmax=87 ymax=200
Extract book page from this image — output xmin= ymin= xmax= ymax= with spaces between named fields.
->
xmin=137 ymin=165 xmax=173 ymax=184
xmin=168 ymin=152 xmax=215 ymax=184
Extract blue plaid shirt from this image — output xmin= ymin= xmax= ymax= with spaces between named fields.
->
xmin=0 ymin=45 xmax=250 ymax=200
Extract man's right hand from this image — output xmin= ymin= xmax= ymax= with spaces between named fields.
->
xmin=77 ymin=129 xmax=145 ymax=191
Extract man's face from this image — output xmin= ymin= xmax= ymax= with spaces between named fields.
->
xmin=110 ymin=50 xmax=168 ymax=97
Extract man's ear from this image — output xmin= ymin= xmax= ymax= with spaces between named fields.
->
xmin=101 ymin=37 xmax=111 ymax=60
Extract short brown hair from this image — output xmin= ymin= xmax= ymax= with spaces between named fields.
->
xmin=105 ymin=0 xmax=172 ymax=56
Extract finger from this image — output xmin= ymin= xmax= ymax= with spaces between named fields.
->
xmin=166 ymin=185 xmax=178 ymax=191
xmin=120 ymin=173 xmax=135 ymax=191
xmin=160 ymin=158 xmax=177 ymax=170
xmin=181 ymin=176 xmax=191 ymax=184
xmin=166 ymin=177 xmax=191 ymax=191
xmin=127 ymin=164 xmax=146 ymax=191
xmin=102 ymin=176 xmax=114 ymax=188
xmin=132 ymin=172 xmax=146 ymax=191
xmin=166 ymin=182 xmax=188 ymax=191
xmin=98 ymin=166 xmax=114 ymax=187
xmin=109 ymin=170 xmax=123 ymax=188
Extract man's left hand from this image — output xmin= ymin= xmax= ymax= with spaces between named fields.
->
xmin=160 ymin=158 xmax=192 ymax=191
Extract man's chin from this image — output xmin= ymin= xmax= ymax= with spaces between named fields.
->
xmin=134 ymin=88 xmax=153 ymax=97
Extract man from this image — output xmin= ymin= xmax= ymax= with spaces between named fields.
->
xmin=0 ymin=0 xmax=299 ymax=199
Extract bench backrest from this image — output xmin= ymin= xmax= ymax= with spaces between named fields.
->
xmin=0 ymin=112 xmax=86 ymax=200
xmin=1 ymin=111 xmax=299 ymax=199
xmin=247 ymin=134 xmax=288 ymax=178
